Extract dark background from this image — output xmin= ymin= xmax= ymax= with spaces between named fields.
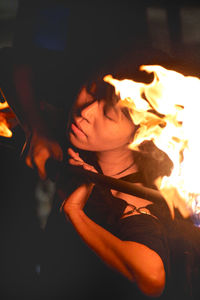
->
xmin=1 ymin=1 xmax=200 ymax=63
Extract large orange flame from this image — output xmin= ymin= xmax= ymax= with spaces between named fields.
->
xmin=104 ymin=66 xmax=200 ymax=220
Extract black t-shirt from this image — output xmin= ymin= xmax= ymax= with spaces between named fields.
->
xmin=85 ymin=176 xmax=170 ymax=299
xmin=85 ymin=173 xmax=200 ymax=300
xmin=41 ymin=170 xmax=200 ymax=300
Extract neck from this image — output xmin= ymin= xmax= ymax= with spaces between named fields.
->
xmin=96 ymin=147 xmax=137 ymax=178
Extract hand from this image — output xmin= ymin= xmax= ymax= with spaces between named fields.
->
xmin=68 ymin=148 xmax=97 ymax=173
xmin=60 ymin=148 xmax=96 ymax=213
xmin=25 ymin=132 xmax=63 ymax=180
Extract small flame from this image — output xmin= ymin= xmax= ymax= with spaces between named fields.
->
xmin=104 ymin=66 xmax=200 ymax=220
xmin=0 ymin=101 xmax=9 ymax=110
xmin=0 ymin=87 xmax=14 ymax=138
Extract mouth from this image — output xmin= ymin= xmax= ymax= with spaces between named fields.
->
xmin=71 ymin=121 xmax=87 ymax=138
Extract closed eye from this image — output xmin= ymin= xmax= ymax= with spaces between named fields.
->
xmin=103 ymin=105 xmax=115 ymax=121
xmin=104 ymin=109 xmax=113 ymax=120
xmin=103 ymin=100 xmax=121 ymax=121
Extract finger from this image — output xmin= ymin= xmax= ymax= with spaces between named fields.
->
xmin=69 ymin=159 xmax=96 ymax=172
xmin=82 ymin=164 xmax=97 ymax=173
xmin=68 ymin=148 xmax=83 ymax=162
xmin=68 ymin=148 xmax=77 ymax=156
xmin=68 ymin=148 xmax=80 ymax=159
xmin=68 ymin=158 xmax=96 ymax=172
xmin=69 ymin=158 xmax=84 ymax=166
xmin=82 ymin=164 xmax=93 ymax=171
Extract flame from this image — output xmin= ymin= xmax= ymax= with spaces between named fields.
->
xmin=0 ymin=88 xmax=14 ymax=138
xmin=104 ymin=66 xmax=200 ymax=220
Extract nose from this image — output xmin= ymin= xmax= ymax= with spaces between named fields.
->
xmin=81 ymin=101 xmax=98 ymax=122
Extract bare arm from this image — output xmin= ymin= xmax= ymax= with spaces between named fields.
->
xmin=63 ymin=183 xmax=165 ymax=297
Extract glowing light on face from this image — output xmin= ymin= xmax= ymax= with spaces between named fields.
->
xmin=104 ymin=65 xmax=200 ymax=220
xmin=69 ymin=87 xmax=136 ymax=152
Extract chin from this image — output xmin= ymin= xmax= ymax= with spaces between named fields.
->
xmin=69 ymin=133 xmax=88 ymax=150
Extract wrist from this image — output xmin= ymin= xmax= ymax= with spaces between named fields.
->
xmin=63 ymin=183 xmax=95 ymax=214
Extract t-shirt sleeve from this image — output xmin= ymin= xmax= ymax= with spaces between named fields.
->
xmin=115 ymin=215 xmax=170 ymax=274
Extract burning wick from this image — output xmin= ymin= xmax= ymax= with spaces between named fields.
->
xmin=104 ymin=65 xmax=200 ymax=223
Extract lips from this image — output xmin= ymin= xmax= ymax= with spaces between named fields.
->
xmin=75 ymin=120 xmax=85 ymax=133
xmin=71 ymin=120 xmax=87 ymax=137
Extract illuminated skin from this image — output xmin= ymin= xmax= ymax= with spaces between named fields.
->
xmin=69 ymin=87 xmax=137 ymax=178
xmin=69 ymin=89 xmax=135 ymax=152
xmin=64 ymin=86 xmax=165 ymax=297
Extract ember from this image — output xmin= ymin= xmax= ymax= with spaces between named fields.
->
xmin=104 ymin=66 xmax=200 ymax=223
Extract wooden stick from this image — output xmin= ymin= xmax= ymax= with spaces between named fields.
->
xmin=46 ymin=159 xmax=164 ymax=204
